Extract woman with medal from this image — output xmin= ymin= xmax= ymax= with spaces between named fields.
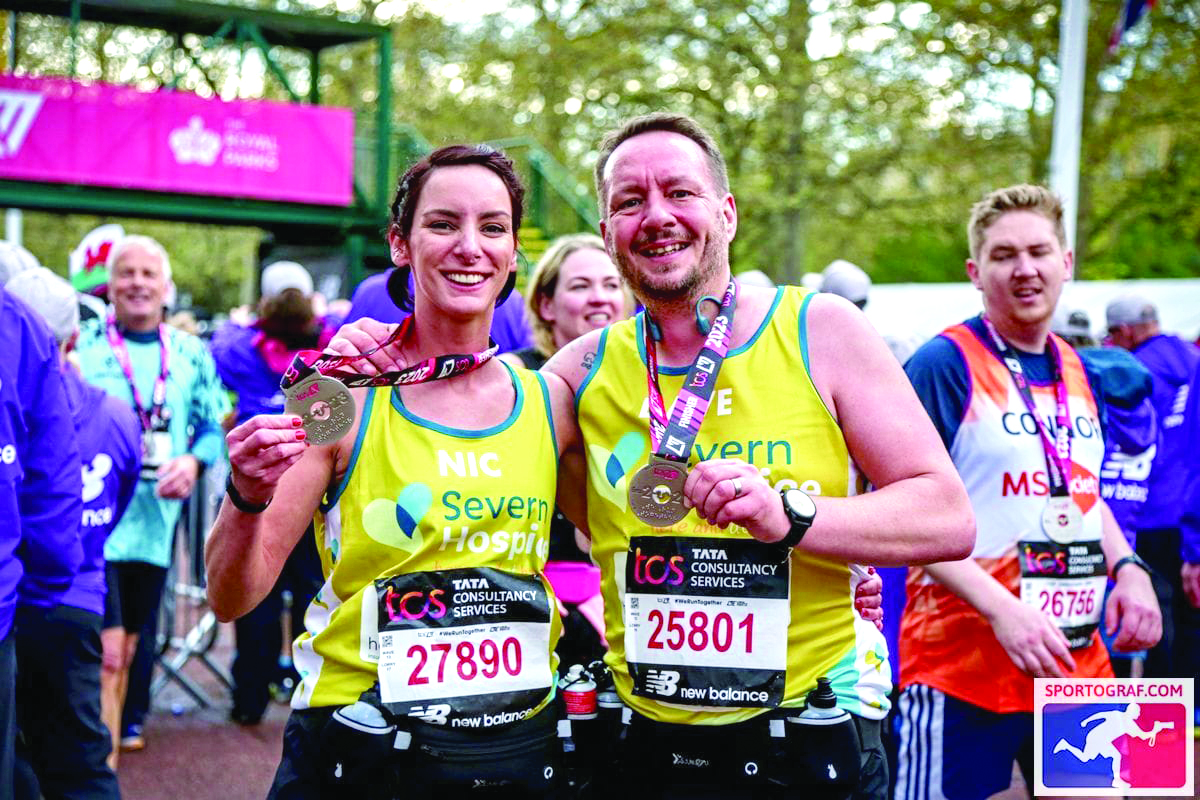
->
xmin=207 ymin=145 xmax=581 ymax=798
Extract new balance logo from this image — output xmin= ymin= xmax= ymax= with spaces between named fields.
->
xmin=645 ymin=669 xmax=680 ymax=697
xmin=1100 ymin=445 xmax=1155 ymax=482
xmin=0 ymin=89 xmax=44 ymax=158
xmin=408 ymin=704 xmax=451 ymax=725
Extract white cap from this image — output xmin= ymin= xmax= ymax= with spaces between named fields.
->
xmin=261 ymin=260 xmax=314 ymax=298
xmin=70 ymin=223 xmax=125 ymax=294
xmin=820 ymin=259 xmax=871 ymax=304
xmin=1051 ymin=304 xmax=1092 ymax=338
xmin=1105 ymin=294 xmax=1157 ymax=328
xmin=736 ymin=268 xmax=776 ymax=288
xmin=0 ymin=240 xmax=39 ymax=285
xmin=6 ymin=266 xmax=80 ymax=342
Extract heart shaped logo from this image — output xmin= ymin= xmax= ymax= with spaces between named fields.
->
xmin=361 ymin=483 xmax=432 ymax=552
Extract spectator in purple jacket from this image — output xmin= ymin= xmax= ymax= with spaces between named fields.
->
xmin=210 ymin=261 xmax=327 ymax=725
xmin=1178 ymin=357 xmax=1200 ymax=610
xmin=344 ymin=266 xmax=533 ymax=353
xmin=1106 ymin=294 xmax=1200 ymax=681
xmin=0 ymin=279 xmax=84 ymax=793
xmin=7 ymin=266 xmax=141 ymax=798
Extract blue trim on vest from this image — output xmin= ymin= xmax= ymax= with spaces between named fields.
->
xmin=635 ymin=287 xmax=785 ymax=375
xmin=797 ymin=290 xmax=814 ymax=375
xmin=535 ymin=370 xmax=558 ymax=457
xmin=389 ymin=362 xmax=524 ymax=438
xmin=574 ymin=326 xmax=608 ymax=414
xmin=322 ymin=387 xmax=376 ymax=512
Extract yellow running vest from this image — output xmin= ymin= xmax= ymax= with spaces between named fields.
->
xmin=577 ymin=287 xmax=890 ymax=725
xmin=293 ymin=364 xmax=562 ymax=729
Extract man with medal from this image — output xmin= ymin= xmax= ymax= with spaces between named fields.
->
xmin=897 ymin=185 xmax=1162 ymax=800
xmin=534 ymin=113 xmax=976 ymax=799
xmin=74 ymin=235 xmax=229 ymax=766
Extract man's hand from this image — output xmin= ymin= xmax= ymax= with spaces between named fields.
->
xmin=326 ymin=318 xmax=403 ymax=375
xmin=682 ymin=458 xmax=790 ymax=543
xmin=988 ymin=594 xmax=1077 ymax=678
xmin=1182 ymin=562 xmax=1200 ymax=609
xmin=225 ymin=415 xmax=310 ymax=506
xmin=155 ymin=454 xmax=200 ymax=499
xmin=1106 ymin=564 xmax=1162 ymax=651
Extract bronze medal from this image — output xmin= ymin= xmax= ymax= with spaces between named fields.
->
xmin=1041 ymin=496 xmax=1083 ymax=544
xmin=284 ymin=374 xmax=355 ymax=446
xmin=628 ymin=455 xmax=689 ymax=526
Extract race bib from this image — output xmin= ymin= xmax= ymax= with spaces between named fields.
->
xmin=1019 ymin=539 xmax=1107 ymax=649
xmin=623 ymin=536 xmax=790 ymax=708
xmin=368 ymin=568 xmax=554 ymax=728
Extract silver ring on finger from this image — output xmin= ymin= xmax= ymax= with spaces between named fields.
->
xmin=729 ymin=477 xmax=743 ymax=498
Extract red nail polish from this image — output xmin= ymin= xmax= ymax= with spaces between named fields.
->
xmin=296 ymin=430 xmax=306 ymax=440
xmin=292 ymin=416 xmax=303 ymax=427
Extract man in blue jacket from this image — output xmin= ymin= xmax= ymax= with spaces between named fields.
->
xmin=0 ymin=282 xmax=84 ymax=792
xmin=8 ymin=266 xmax=142 ymax=798
xmin=1106 ymin=294 xmax=1200 ymax=680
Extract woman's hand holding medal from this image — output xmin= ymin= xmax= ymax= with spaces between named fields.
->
xmin=226 ymin=415 xmax=310 ymax=507
xmin=325 ymin=318 xmax=406 ymax=376
xmin=683 ymin=458 xmax=791 ymax=543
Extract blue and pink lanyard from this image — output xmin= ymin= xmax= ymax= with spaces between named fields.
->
xmin=640 ymin=280 xmax=738 ymax=463
xmin=105 ymin=315 xmax=169 ymax=433
xmin=981 ymin=316 xmax=1073 ymax=498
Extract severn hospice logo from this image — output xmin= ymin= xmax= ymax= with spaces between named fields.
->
xmin=1035 ymin=678 xmax=1194 ymax=796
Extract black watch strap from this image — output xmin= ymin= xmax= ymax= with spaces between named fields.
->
xmin=1111 ymin=553 xmax=1151 ymax=580
xmin=226 ymin=475 xmax=272 ymax=514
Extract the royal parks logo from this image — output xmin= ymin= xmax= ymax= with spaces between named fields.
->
xmin=1034 ymin=678 xmax=1194 ymax=796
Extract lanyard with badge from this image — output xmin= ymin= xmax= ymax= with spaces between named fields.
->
xmin=981 ymin=316 xmax=1106 ymax=647
xmin=627 ymin=279 xmax=737 ymax=526
xmin=279 ymin=316 xmax=499 ymax=445
xmin=621 ymin=280 xmax=791 ymax=709
xmin=980 ymin=316 xmax=1082 ymax=543
xmin=106 ymin=316 xmax=172 ymax=477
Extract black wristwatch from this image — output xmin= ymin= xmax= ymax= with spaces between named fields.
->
xmin=226 ymin=475 xmax=272 ymax=514
xmin=1111 ymin=553 xmax=1152 ymax=581
xmin=779 ymin=488 xmax=817 ymax=549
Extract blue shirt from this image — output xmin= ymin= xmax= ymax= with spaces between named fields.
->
xmin=61 ymin=367 xmax=142 ymax=616
xmin=344 ymin=268 xmax=533 ymax=354
xmin=76 ymin=320 xmax=229 ymax=568
xmin=0 ymin=290 xmax=83 ymax=639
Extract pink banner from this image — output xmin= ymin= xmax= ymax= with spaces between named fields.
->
xmin=0 ymin=74 xmax=354 ymax=206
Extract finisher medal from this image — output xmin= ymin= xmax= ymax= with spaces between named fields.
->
xmin=628 ymin=281 xmax=738 ymax=526
xmin=1041 ymin=496 xmax=1083 ymax=544
xmin=284 ymin=374 xmax=355 ymax=445
xmin=279 ymin=317 xmax=499 ymax=447
xmin=629 ymin=455 xmax=689 ymax=526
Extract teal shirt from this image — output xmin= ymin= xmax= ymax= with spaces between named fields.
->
xmin=76 ymin=320 xmax=229 ymax=568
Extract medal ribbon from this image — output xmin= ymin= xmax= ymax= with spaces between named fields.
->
xmin=106 ymin=316 xmax=169 ymax=433
xmin=641 ymin=280 xmax=738 ymax=463
xmin=980 ymin=316 xmax=1073 ymax=498
xmin=280 ymin=317 xmax=499 ymax=392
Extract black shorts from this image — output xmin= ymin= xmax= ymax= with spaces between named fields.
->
xmin=103 ymin=561 xmax=168 ymax=634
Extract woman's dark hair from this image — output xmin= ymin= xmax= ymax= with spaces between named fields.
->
xmin=387 ymin=144 xmax=525 ymax=312
xmin=256 ymin=288 xmax=321 ymax=350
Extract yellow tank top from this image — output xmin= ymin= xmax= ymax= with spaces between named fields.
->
xmin=293 ymin=363 xmax=562 ymax=730
xmin=577 ymin=287 xmax=890 ymax=724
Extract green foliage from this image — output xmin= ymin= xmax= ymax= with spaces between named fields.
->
xmin=5 ymin=0 xmax=1199 ymax=311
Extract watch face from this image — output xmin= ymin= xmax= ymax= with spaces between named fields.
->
xmin=785 ymin=489 xmax=817 ymax=521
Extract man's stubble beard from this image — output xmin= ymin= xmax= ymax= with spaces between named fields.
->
xmin=609 ymin=219 xmax=729 ymax=309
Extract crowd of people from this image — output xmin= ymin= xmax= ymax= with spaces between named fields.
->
xmin=0 ymin=111 xmax=1198 ymax=800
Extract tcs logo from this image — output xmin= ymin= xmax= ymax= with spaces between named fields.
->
xmin=383 ymin=586 xmax=446 ymax=621
xmin=633 ymin=548 xmax=685 ymax=586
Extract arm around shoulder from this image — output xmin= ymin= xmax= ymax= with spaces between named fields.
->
xmin=802 ymin=294 xmax=974 ymax=565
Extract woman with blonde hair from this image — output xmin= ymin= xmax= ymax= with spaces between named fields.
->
xmin=504 ymin=234 xmax=631 ymax=370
